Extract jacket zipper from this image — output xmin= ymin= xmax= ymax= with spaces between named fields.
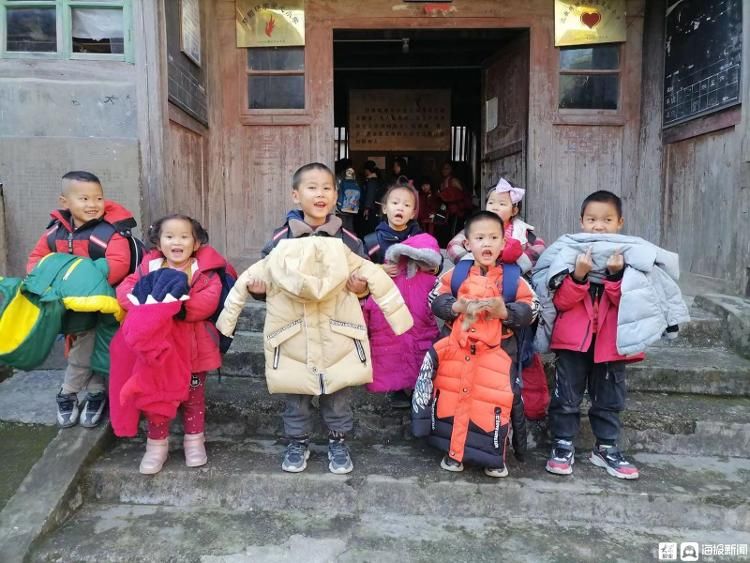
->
xmin=354 ymin=339 xmax=367 ymax=364
xmin=581 ymin=320 xmax=592 ymax=352
xmin=273 ymin=346 xmax=280 ymax=369
xmin=67 ymin=231 xmax=74 ymax=254
xmin=431 ymin=390 xmax=438 ymax=431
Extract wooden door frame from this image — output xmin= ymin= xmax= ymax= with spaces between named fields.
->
xmin=324 ymin=17 xmax=539 ymax=181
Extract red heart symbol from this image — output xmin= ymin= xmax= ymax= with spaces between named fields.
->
xmin=580 ymin=11 xmax=602 ymax=29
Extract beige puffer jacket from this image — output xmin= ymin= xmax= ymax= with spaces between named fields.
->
xmin=216 ymin=237 xmax=414 ymax=395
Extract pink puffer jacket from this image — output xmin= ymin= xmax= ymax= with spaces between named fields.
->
xmin=364 ymin=233 xmax=441 ymax=392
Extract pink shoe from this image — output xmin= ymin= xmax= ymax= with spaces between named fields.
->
xmin=183 ymin=432 xmax=207 ymax=467
xmin=139 ymin=438 xmax=169 ymax=475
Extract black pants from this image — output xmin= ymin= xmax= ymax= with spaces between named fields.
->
xmin=548 ymin=344 xmax=626 ymax=445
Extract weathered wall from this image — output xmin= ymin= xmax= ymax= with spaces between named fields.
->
xmin=0 ymin=61 xmax=142 ymax=276
xmin=653 ymin=0 xmax=750 ymax=294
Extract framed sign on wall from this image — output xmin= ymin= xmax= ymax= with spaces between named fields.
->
xmin=349 ymin=89 xmax=451 ymax=152
xmin=236 ymin=0 xmax=305 ymax=48
xmin=554 ymin=0 xmax=627 ymax=47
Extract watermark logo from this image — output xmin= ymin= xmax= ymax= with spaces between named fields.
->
xmin=658 ymin=543 xmax=678 ymax=561
xmin=681 ymin=543 xmax=699 ymax=561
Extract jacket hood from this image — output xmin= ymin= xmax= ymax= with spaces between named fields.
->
xmin=266 ymin=237 xmax=350 ymax=303
xmin=385 ymin=233 xmax=442 ymax=276
xmin=50 ymin=200 xmax=136 ymax=232
xmin=142 ymin=245 xmax=228 ymax=276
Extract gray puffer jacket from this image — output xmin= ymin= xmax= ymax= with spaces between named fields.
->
xmin=532 ymin=233 xmax=690 ymax=356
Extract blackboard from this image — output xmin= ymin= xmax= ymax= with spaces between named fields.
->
xmin=663 ymin=0 xmax=742 ymax=127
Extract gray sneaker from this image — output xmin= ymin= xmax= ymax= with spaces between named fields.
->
xmin=328 ymin=438 xmax=353 ymax=474
xmin=80 ymin=392 xmax=107 ymax=428
xmin=282 ymin=439 xmax=310 ymax=473
xmin=56 ymin=390 xmax=79 ymax=428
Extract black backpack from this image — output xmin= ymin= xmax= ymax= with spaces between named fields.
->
xmin=209 ymin=265 xmax=238 ymax=354
xmin=47 ymin=219 xmax=146 ymax=277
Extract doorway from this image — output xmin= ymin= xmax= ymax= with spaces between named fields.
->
xmin=332 ymin=28 xmax=530 ymax=244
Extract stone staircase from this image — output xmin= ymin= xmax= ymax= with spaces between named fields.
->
xmin=30 ymin=298 xmax=750 ymax=562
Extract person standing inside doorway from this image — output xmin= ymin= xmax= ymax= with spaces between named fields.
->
xmin=438 ymin=160 xmax=470 ymax=240
xmin=361 ymin=160 xmax=384 ymax=236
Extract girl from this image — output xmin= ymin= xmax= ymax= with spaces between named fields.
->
xmin=363 ymin=183 xmax=423 ymax=267
xmin=112 ymin=214 xmax=230 ymax=475
xmin=447 ymin=178 xmax=545 ymax=276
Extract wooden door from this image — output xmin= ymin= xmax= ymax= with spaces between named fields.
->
xmin=480 ymin=32 xmax=530 ymax=201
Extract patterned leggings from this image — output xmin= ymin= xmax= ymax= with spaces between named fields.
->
xmin=146 ymin=372 xmax=207 ymax=439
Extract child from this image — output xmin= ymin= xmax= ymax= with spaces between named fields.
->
xmin=412 ymin=211 xmax=536 ymax=477
xmin=447 ymin=178 xmax=545 ymax=274
xmin=217 ymin=162 xmax=413 ymax=475
xmin=26 ymin=170 xmax=139 ymax=429
xmin=336 ymin=167 xmax=361 ymax=233
xmin=111 ymin=214 xmax=229 ymax=474
xmin=447 ymin=178 xmax=550 ymax=423
xmin=363 ymin=183 xmax=423 ymax=268
xmin=361 ymin=160 xmax=384 ymax=234
xmin=363 ymin=233 xmax=441 ymax=408
xmin=416 ymin=177 xmax=442 ymax=236
xmin=536 ymin=190 xmax=673 ymax=480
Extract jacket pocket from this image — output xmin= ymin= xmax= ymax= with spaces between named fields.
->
xmin=266 ymin=319 xmax=303 ymax=369
xmin=329 ymin=320 xmax=368 ymax=365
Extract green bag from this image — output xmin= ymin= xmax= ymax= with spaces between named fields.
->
xmin=0 ymin=276 xmax=65 ymax=370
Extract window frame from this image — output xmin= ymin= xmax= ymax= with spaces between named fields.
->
xmin=0 ymin=0 xmax=133 ymax=63
xmin=554 ymin=42 xmax=625 ymax=126
xmin=239 ymin=45 xmax=311 ymax=125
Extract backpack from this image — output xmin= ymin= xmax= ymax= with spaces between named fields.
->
xmin=449 ymin=260 xmax=534 ymax=370
xmin=47 ymin=219 xmax=146 ymax=278
xmin=209 ymin=265 xmax=238 ymax=354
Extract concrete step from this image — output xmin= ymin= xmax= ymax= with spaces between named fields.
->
xmin=30 ymin=501 xmax=750 ymax=562
xmin=198 ymin=375 xmax=750 ymax=457
xmin=626 ymin=345 xmax=750 ymax=396
xmin=80 ymin=438 xmax=750 ymax=535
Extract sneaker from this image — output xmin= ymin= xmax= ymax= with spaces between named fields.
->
xmin=56 ymin=390 xmax=80 ymax=428
xmin=440 ymin=455 xmax=464 ymax=472
xmin=388 ymin=389 xmax=412 ymax=409
xmin=590 ymin=445 xmax=640 ymax=480
xmin=328 ymin=437 xmax=354 ymax=474
xmin=484 ymin=465 xmax=509 ymax=478
xmin=545 ymin=439 xmax=575 ymax=475
xmin=281 ymin=439 xmax=310 ymax=473
xmin=79 ymin=392 xmax=107 ymax=428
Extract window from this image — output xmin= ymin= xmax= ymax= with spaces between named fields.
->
xmin=0 ymin=0 xmax=131 ymax=61
xmin=246 ymin=47 xmax=304 ymax=110
xmin=559 ymin=44 xmax=620 ymax=110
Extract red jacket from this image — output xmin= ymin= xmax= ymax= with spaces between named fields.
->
xmin=116 ymin=245 xmax=226 ymax=373
xmin=550 ymin=274 xmax=645 ymax=364
xmin=109 ymin=300 xmax=193 ymax=437
xmin=27 ymin=201 xmax=135 ymax=286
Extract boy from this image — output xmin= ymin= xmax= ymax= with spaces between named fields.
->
xmin=230 ymin=162 xmax=396 ymax=475
xmin=542 ymin=190 xmax=641 ymax=479
xmin=413 ymin=211 xmax=536 ymax=477
xmin=27 ymin=171 xmax=138 ymax=428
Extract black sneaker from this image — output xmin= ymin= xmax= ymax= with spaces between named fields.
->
xmin=56 ymin=390 xmax=79 ymax=428
xmin=590 ymin=445 xmax=640 ymax=480
xmin=328 ymin=437 xmax=354 ymax=474
xmin=79 ymin=392 xmax=107 ymax=428
xmin=545 ymin=439 xmax=575 ymax=475
xmin=281 ymin=439 xmax=310 ymax=473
